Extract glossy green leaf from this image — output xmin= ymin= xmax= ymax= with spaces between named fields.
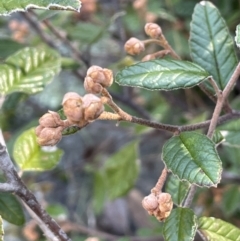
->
xmin=198 ymin=217 xmax=240 ymax=240
xmin=221 ymin=185 xmax=240 ymax=217
xmin=0 ymin=0 xmax=81 ymax=15
xmin=212 ymin=130 xmax=224 ymax=145
xmin=236 ymin=24 xmax=240 ymax=48
xmin=0 ymin=216 xmax=3 ymax=241
xmin=190 ymin=1 xmax=238 ymax=90
xmin=163 ymin=208 xmax=197 ymax=241
xmin=162 ymin=132 xmax=222 ymax=187
xmin=0 ymin=47 xmax=61 ymax=95
xmin=0 ymin=193 xmax=25 ymax=225
xmin=166 ymin=174 xmax=191 ymax=206
xmin=105 ymin=141 xmax=139 ymax=199
xmin=115 ymin=59 xmax=209 ymax=91
xmin=218 ymin=119 xmax=240 ymax=147
xmin=13 ymin=128 xmax=63 ymax=171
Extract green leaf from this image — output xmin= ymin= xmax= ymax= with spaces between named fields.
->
xmin=189 ymin=1 xmax=238 ymax=90
xmin=115 ymin=59 xmax=209 ymax=91
xmin=218 ymin=119 xmax=240 ymax=147
xmin=162 ymin=132 xmax=222 ymax=187
xmin=235 ymin=24 xmax=240 ymax=48
xmin=221 ymin=185 xmax=240 ymax=217
xmin=0 ymin=38 xmax=25 ymax=59
xmin=0 ymin=0 xmax=81 ymax=15
xmin=0 ymin=216 xmax=3 ymax=241
xmin=105 ymin=141 xmax=139 ymax=199
xmin=0 ymin=47 xmax=61 ymax=95
xmin=212 ymin=130 xmax=225 ymax=145
xmin=166 ymin=174 xmax=191 ymax=206
xmin=0 ymin=193 xmax=25 ymax=225
xmin=61 ymin=57 xmax=80 ymax=70
xmin=163 ymin=208 xmax=197 ymax=241
xmin=198 ymin=217 xmax=240 ymax=241
xmin=13 ymin=128 xmax=63 ymax=171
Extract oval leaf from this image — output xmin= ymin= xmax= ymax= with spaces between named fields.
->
xmin=13 ymin=128 xmax=63 ymax=171
xmin=0 ymin=193 xmax=25 ymax=225
xmin=0 ymin=47 xmax=61 ymax=95
xmin=0 ymin=0 xmax=81 ymax=15
xmin=190 ymin=1 xmax=238 ymax=90
xmin=198 ymin=217 xmax=240 ymax=241
xmin=162 ymin=132 xmax=222 ymax=187
xmin=163 ymin=208 xmax=197 ymax=241
xmin=115 ymin=59 xmax=209 ymax=91
xmin=235 ymin=24 xmax=240 ymax=48
xmin=166 ymin=174 xmax=191 ymax=206
xmin=100 ymin=141 xmax=139 ymax=200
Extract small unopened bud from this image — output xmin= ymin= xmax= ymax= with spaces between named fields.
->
xmin=62 ymin=92 xmax=83 ymax=124
xmin=39 ymin=111 xmax=63 ymax=127
xmin=84 ymin=76 xmax=103 ymax=94
xmin=36 ymin=126 xmax=63 ymax=146
xmin=124 ymin=37 xmax=145 ymax=55
xmin=142 ymin=193 xmax=158 ymax=213
xmin=144 ymin=23 xmax=162 ymax=39
xmin=82 ymin=94 xmax=104 ymax=121
xmin=158 ymin=192 xmax=173 ymax=213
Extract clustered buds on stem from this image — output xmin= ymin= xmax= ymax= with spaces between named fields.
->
xmin=84 ymin=65 xmax=113 ymax=94
xmin=142 ymin=192 xmax=173 ymax=221
xmin=124 ymin=37 xmax=145 ymax=55
xmin=144 ymin=23 xmax=162 ymax=39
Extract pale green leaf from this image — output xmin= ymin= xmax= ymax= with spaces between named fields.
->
xmin=235 ymin=24 xmax=240 ymax=48
xmin=190 ymin=1 xmax=238 ymax=90
xmin=115 ymin=59 xmax=209 ymax=91
xmin=198 ymin=217 xmax=240 ymax=241
xmin=13 ymin=128 xmax=63 ymax=171
xmin=212 ymin=130 xmax=224 ymax=145
xmin=0 ymin=216 xmax=3 ymax=241
xmin=0 ymin=193 xmax=25 ymax=225
xmin=0 ymin=0 xmax=81 ymax=15
xmin=163 ymin=208 xmax=197 ymax=241
xmin=0 ymin=47 xmax=61 ymax=95
xmin=162 ymin=132 xmax=222 ymax=187
xmin=0 ymin=38 xmax=25 ymax=59
xmin=105 ymin=141 xmax=139 ymax=200
xmin=166 ymin=174 xmax=191 ymax=206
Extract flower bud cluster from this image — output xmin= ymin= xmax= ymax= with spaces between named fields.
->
xmin=84 ymin=66 xmax=113 ymax=94
xmin=144 ymin=23 xmax=162 ymax=39
xmin=62 ymin=92 xmax=104 ymax=125
xmin=35 ymin=111 xmax=65 ymax=146
xmin=124 ymin=37 xmax=145 ymax=55
xmin=142 ymin=192 xmax=173 ymax=221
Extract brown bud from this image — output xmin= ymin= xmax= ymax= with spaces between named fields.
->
xmin=144 ymin=23 xmax=162 ymax=39
xmin=158 ymin=192 xmax=173 ymax=213
xmin=84 ymin=66 xmax=113 ymax=93
xmin=124 ymin=37 xmax=145 ymax=55
xmin=39 ymin=111 xmax=63 ymax=128
xmin=62 ymin=92 xmax=84 ymax=124
xmin=142 ymin=193 xmax=158 ymax=213
xmin=36 ymin=126 xmax=63 ymax=146
xmin=84 ymin=76 xmax=103 ymax=94
xmin=82 ymin=94 xmax=104 ymax=121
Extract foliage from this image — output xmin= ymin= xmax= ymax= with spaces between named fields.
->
xmin=0 ymin=0 xmax=239 ymax=241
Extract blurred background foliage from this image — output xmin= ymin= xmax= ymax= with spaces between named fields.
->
xmin=0 ymin=0 xmax=240 ymax=240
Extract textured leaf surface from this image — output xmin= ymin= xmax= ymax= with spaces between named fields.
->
xmin=0 ymin=193 xmax=25 ymax=225
xmin=198 ymin=217 xmax=240 ymax=241
xmin=212 ymin=130 xmax=224 ymax=145
xmin=0 ymin=38 xmax=25 ymax=59
xmin=166 ymin=174 xmax=191 ymax=206
xmin=0 ymin=47 xmax=61 ymax=95
xmin=236 ymin=25 xmax=240 ymax=48
xmin=0 ymin=0 xmax=81 ymax=15
xmin=190 ymin=1 xmax=238 ymax=90
xmin=163 ymin=208 xmax=197 ymax=241
xmin=162 ymin=132 xmax=222 ymax=187
xmin=13 ymin=128 xmax=63 ymax=171
xmin=115 ymin=59 xmax=209 ymax=91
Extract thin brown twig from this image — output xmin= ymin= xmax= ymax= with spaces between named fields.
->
xmin=151 ymin=168 xmax=168 ymax=195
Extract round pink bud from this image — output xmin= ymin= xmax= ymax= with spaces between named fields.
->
xmin=144 ymin=23 xmax=162 ymax=39
xmin=158 ymin=192 xmax=173 ymax=213
xmin=39 ymin=111 xmax=63 ymax=127
xmin=84 ymin=76 xmax=103 ymax=94
xmin=124 ymin=37 xmax=145 ymax=55
xmin=142 ymin=193 xmax=159 ymax=212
